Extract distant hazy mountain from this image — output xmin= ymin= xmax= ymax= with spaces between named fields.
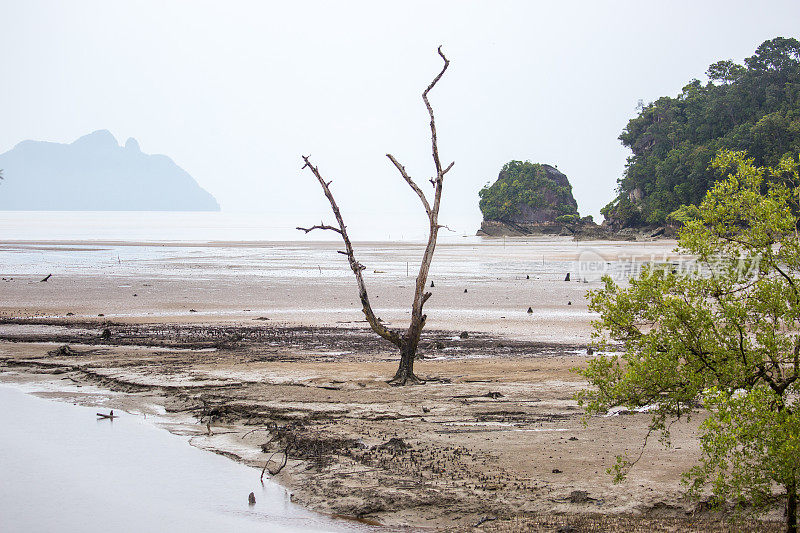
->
xmin=0 ymin=130 xmax=220 ymax=211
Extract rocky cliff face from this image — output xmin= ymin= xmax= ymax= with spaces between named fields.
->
xmin=0 ymin=130 xmax=220 ymax=211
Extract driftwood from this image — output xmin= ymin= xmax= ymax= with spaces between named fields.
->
xmin=298 ymin=47 xmax=453 ymax=385
xmin=40 ymin=274 xmax=52 ymax=282
xmin=50 ymin=344 xmax=78 ymax=356
xmin=474 ymin=516 xmax=497 ymax=527
xmin=260 ymin=444 xmax=291 ymax=481
xmin=96 ymin=410 xmax=117 ymax=419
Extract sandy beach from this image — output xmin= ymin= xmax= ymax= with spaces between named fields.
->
xmin=0 ymin=239 xmax=782 ymax=531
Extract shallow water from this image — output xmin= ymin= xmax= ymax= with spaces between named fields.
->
xmin=0 ymin=238 xmax=677 ymax=284
xmin=0 ymin=211 xmax=681 ymax=284
xmin=0 ymin=385 xmax=372 ymax=533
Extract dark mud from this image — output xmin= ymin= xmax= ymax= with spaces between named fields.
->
xmin=0 ymin=317 xmax=585 ymax=361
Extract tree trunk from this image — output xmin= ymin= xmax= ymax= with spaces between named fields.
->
xmin=390 ymin=330 xmax=424 ymax=385
xmin=390 ymin=344 xmax=419 ymax=385
xmin=789 ymin=477 xmax=797 ymax=533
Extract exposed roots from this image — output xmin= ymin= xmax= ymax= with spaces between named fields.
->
xmin=388 ymin=367 xmax=425 ymax=386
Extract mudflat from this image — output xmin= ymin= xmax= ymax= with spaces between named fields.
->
xmin=0 ymin=239 xmax=781 ymax=531
xmin=0 ymin=238 xmax=684 ymax=342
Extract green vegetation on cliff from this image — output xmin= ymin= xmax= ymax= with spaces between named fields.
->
xmin=603 ymin=37 xmax=800 ymax=228
xmin=479 ymin=161 xmax=578 ymax=224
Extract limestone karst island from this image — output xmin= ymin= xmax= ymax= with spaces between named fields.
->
xmin=0 ymin=130 xmax=219 ymax=211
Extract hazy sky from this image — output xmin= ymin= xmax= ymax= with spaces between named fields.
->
xmin=2 ymin=1 xmax=799 ymax=236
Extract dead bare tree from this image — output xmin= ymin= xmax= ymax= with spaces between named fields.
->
xmin=298 ymin=46 xmax=453 ymax=385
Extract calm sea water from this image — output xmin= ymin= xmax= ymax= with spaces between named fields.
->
xmin=0 ymin=211 xmax=601 ymax=282
xmin=0 ymin=234 xmax=585 ymax=283
xmin=0 ymin=211 xmax=678 ymax=286
xmin=0 ymin=384 xmax=372 ymax=533
xmin=0 ymin=211 xmax=481 ymax=242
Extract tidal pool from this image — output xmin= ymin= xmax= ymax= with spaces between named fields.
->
xmin=0 ymin=385 xmax=373 ymax=533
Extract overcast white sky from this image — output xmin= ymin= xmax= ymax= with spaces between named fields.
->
xmin=2 ymin=1 xmax=799 ymax=235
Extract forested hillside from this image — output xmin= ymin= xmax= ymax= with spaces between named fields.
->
xmin=603 ymin=37 xmax=800 ymax=228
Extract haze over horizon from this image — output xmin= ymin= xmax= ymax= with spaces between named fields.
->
xmin=2 ymin=1 xmax=799 ymax=235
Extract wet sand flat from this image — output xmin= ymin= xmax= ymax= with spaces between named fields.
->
xmin=0 ymin=239 xmax=782 ymax=530
xmin=0 ymin=238 xmax=683 ymax=343
xmin=0 ymin=323 xmax=782 ymax=532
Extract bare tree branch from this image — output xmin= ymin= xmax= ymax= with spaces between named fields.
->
xmin=300 ymin=155 xmax=402 ymax=348
xmin=423 ymin=46 xmax=450 ymax=178
xmin=410 ymin=46 xmax=450 ymax=321
xmin=386 ymin=154 xmax=432 ymax=216
xmin=296 ymin=223 xmax=342 ymax=235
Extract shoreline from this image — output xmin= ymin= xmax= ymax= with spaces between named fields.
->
xmin=0 ymin=319 xmax=782 ymax=531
